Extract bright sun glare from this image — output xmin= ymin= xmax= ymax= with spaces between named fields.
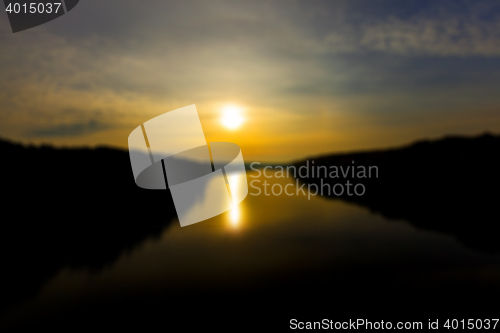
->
xmin=221 ymin=105 xmax=244 ymax=129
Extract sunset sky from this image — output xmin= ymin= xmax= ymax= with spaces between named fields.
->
xmin=1 ymin=0 xmax=500 ymax=162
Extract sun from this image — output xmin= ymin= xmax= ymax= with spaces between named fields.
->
xmin=221 ymin=105 xmax=244 ymax=130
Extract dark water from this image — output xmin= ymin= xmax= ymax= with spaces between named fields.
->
xmin=2 ymin=171 xmax=500 ymax=331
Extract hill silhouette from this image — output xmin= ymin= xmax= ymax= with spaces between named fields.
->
xmin=0 ymin=138 xmax=178 ymax=317
xmin=294 ymin=133 xmax=500 ymax=253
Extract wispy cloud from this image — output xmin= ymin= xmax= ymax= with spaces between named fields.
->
xmin=26 ymin=120 xmax=113 ymax=138
xmin=356 ymin=16 xmax=500 ymax=57
xmin=1 ymin=0 xmax=500 ymax=159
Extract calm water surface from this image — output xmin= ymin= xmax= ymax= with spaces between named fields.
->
xmin=3 ymin=170 xmax=500 ymax=326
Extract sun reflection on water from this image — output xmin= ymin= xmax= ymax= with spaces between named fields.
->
xmin=227 ymin=172 xmax=246 ymax=229
xmin=230 ymin=205 xmax=240 ymax=228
